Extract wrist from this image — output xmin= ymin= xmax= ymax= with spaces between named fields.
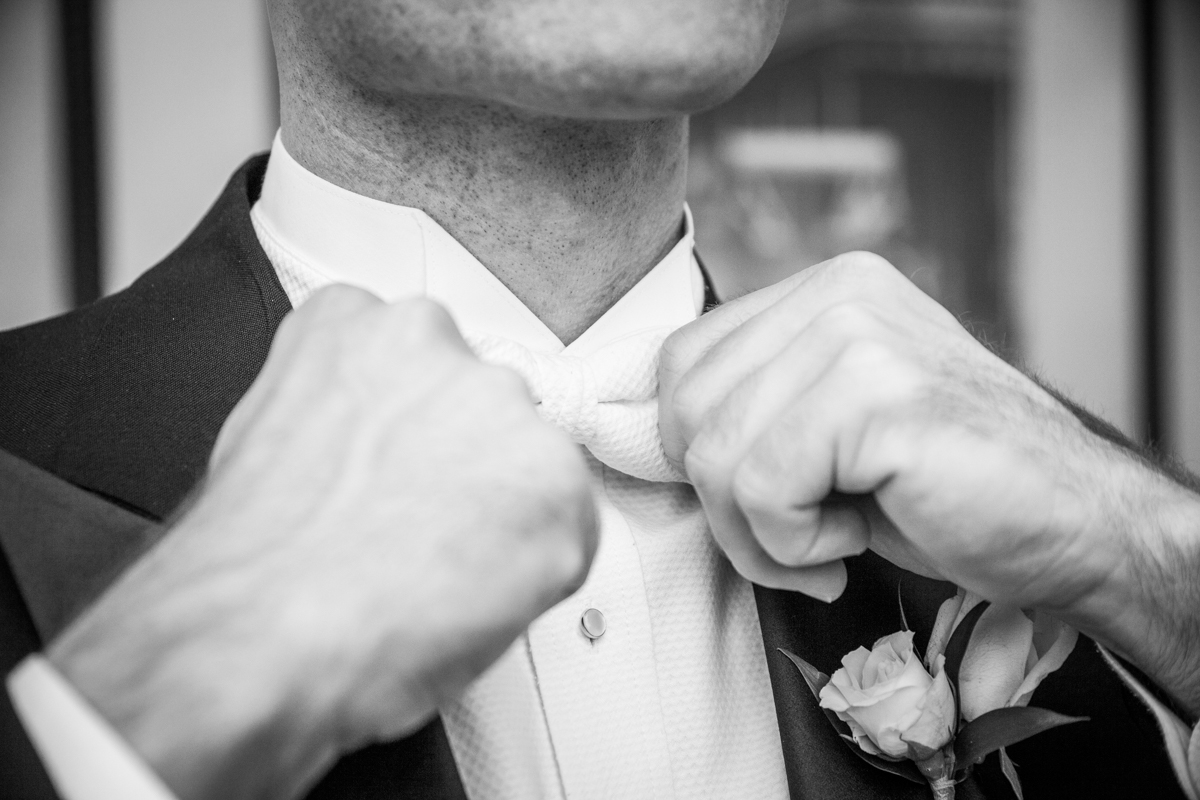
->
xmin=1057 ymin=450 xmax=1200 ymax=718
xmin=47 ymin=509 xmax=342 ymax=800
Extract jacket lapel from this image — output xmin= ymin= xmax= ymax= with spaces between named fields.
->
xmin=0 ymin=155 xmax=289 ymax=520
xmin=55 ymin=158 xmax=292 ymax=518
xmin=0 ymin=448 xmax=158 ymax=642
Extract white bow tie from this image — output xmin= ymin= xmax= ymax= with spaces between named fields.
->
xmin=467 ymin=328 xmax=686 ymax=483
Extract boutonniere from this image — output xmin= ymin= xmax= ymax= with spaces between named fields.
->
xmin=781 ymin=588 xmax=1085 ymax=800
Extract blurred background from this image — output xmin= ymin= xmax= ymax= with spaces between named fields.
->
xmin=1 ymin=0 xmax=1198 ymax=464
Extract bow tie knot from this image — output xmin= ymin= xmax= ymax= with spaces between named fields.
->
xmin=466 ymin=329 xmax=686 ymax=483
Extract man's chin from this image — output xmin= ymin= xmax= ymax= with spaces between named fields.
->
xmin=492 ymin=88 xmax=745 ymax=122
xmin=459 ymin=60 xmax=768 ymax=121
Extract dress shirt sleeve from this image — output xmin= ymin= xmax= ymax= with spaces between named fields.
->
xmin=6 ymin=655 xmax=178 ymax=800
xmin=1098 ymin=645 xmax=1200 ymax=799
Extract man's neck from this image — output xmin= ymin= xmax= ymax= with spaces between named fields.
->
xmin=279 ymin=88 xmax=688 ymax=344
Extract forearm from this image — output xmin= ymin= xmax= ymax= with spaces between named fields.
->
xmin=1060 ymin=445 xmax=1200 ymax=720
xmin=47 ymin=512 xmax=338 ymax=800
xmin=1020 ymin=381 xmax=1200 ymax=717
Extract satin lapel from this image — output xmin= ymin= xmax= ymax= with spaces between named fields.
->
xmin=0 ymin=448 xmax=160 ymax=642
xmin=755 ymin=553 xmax=958 ymax=800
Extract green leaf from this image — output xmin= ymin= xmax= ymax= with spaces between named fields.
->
xmin=778 ymin=648 xmax=830 ymax=700
xmin=778 ymin=649 xmax=852 ymax=737
xmin=953 ymin=706 xmax=1088 ymax=770
xmin=898 ymin=580 xmax=910 ymax=633
xmin=943 ymin=600 xmax=990 ymax=690
xmin=840 ymin=736 xmax=927 ymax=784
xmin=905 ymin=740 xmax=939 ymax=763
xmin=999 ymin=747 xmax=1024 ymax=800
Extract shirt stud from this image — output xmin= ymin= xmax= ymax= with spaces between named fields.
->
xmin=580 ymin=608 xmax=607 ymax=640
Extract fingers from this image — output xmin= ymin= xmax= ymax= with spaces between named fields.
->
xmin=682 ymin=364 xmax=859 ymax=600
xmin=686 ymin=370 xmax=865 ymax=599
xmin=372 ymin=294 xmax=474 ymax=358
xmin=681 ymin=306 xmax=919 ymax=599
xmin=689 ymin=465 xmax=850 ymax=599
xmin=740 ymin=346 xmax=919 ymax=577
xmin=660 ymin=252 xmax=905 ymax=468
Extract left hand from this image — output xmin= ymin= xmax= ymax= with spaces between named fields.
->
xmin=658 ymin=252 xmax=1185 ymax=617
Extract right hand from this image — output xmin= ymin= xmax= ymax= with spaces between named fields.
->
xmin=49 ymin=286 xmax=598 ymax=800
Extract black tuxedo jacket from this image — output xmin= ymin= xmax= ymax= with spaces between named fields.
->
xmin=0 ymin=155 xmax=1187 ymax=800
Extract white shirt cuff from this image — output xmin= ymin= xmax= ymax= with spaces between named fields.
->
xmin=1098 ymin=644 xmax=1200 ymax=799
xmin=6 ymin=655 xmax=178 ymax=800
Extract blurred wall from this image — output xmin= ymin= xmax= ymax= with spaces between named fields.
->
xmin=99 ymin=0 xmax=277 ymax=292
xmin=1164 ymin=0 xmax=1200 ymax=468
xmin=0 ymin=1 xmax=277 ymax=327
xmin=1012 ymin=0 xmax=1142 ymax=436
xmin=0 ymin=0 xmax=67 ymax=329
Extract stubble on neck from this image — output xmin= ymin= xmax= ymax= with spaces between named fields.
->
xmin=278 ymin=65 xmax=689 ymax=344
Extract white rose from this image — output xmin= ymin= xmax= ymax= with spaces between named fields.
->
xmin=926 ymin=591 xmax=1079 ymax=722
xmin=819 ymin=631 xmax=957 ymax=759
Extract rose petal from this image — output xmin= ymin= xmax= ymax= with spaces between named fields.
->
xmin=1031 ymin=610 xmax=1063 ymax=658
xmin=953 ymin=591 xmax=988 ymax=630
xmin=1008 ymin=616 xmax=1079 ymax=708
xmin=843 ymin=717 xmax=886 ymax=756
xmin=883 ymin=630 xmax=916 ymax=659
xmin=850 ymin=689 xmax=927 ymax=757
xmin=926 ymin=590 xmax=966 ymax=666
xmin=1025 ymin=640 xmax=1039 ymax=674
xmin=959 ymin=604 xmax=1034 ymax=721
xmin=841 ymin=647 xmax=873 ymax=689
xmin=843 ymin=661 xmax=934 ymax=753
xmin=862 ymin=633 xmax=909 ymax=688
xmin=901 ymin=655 xmax=956 ymax=752
xmin=827 ymin=660 xmax=884 ymax=707
xmin=819 ymin=675 xmax=853 ymax=712
xmin=888 ymin=636 xmax=934 ymax=694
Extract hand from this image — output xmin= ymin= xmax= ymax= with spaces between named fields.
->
xmin=659 ymin=252 xmax=1200 ymax=711
xmin=49 ymin=286 xmax=598 ymax=800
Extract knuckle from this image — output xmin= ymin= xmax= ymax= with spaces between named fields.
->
xmin=530 ymin=463 xmax=596 ymax=594
xmin=815 ymin=301 xmax=879 ymax=339
xmin=682 ymin=441 xmax=722 ymax=493
xmin=557 ymin=516 xmax=596 ymax=592
xmin=829 ymin=339 xmax=924 ymax=406
xmin=659 ymin=327 xmax=694 ymax=381
xmin=542 ymin=437 xmax=592 ymax=494
xmin=836 ymin=338 xmax=896 ymax=376
xmin=834 ymin=250 xmax=898 ymax=278
xmin=277 ymin=285 xmax=375 ymax=343
xmin=731 ymin=462 xmax=783 ymax=517
xmin=306 ymin=283 xmax=378 ymax=313
xmin=670 ymin=372 xmax=710 ymax=439
xmin=272 ymin=307 xmax=307 ymax=348
xmin=391 ymin=297 xmax=459 ymax=343
xmin=504 ymin=422 xmax=587 ymax=495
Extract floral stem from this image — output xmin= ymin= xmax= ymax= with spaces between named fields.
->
xmin=928 ymin=776 xmax=955 ymax=800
